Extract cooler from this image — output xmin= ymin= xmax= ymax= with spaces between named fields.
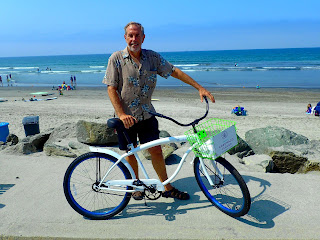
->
xmin=22 ymin=116 xmax=40 ymax=136
xmin=0 ymin=122 xmax=9 ymax=142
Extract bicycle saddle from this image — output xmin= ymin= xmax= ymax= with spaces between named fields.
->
xmin=107 ymin=118 xmax=125 ymax=131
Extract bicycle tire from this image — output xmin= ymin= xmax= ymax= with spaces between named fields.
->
xmin=63 ymin=152 xmax=132 ymax=220
xmin=194 ymin=156 xmax=251 ymax=217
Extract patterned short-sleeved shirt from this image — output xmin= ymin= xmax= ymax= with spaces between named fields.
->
xmin=103 ymin=47 xmax=175 ymax=121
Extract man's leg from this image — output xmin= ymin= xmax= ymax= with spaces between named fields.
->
xmin=148 ymin=145 xmax=173 ymax=191
xmin=126 ymin=154 xmax=139 ymax=178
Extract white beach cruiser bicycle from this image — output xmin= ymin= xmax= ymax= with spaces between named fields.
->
xmin=63 ymin=97 xmax=251 ymax=220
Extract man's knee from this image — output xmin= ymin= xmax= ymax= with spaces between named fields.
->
xmin=148 ymin=146 xmax=163 ymax=157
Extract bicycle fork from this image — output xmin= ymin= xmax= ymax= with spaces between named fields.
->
xmin=198 ymin=157 xmax=224 ymax=187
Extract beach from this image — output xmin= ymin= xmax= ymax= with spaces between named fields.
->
xmin=1 ymin=86 xmax=319 ymax=141
xmin=1 ymin=86 xmax=320 ymax=239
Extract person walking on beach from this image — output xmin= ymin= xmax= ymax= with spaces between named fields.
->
xmin=6 ymin=75 xmax=10 ymax=87
xmin=73 ymin=75 xmax=76 ymax=89
xmin=70 ymin=75 xmax=74 ymax=88
xmin=103 ymin=22 xmax=215 ymax=201
xmin=0 ymin=76 xmax=2 ymax=87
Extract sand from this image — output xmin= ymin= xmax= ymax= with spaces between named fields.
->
xmin=1 ymin=86 xmax=320 ymax=239
xmin=1 ymin=86 xmax=319 ymax=141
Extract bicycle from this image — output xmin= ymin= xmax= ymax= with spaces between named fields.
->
xmin=63 ymin=97 xmax=251 ymax=220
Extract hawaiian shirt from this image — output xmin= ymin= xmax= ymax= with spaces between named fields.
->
xmin=103 ymin=47 xmax=175 ymax=121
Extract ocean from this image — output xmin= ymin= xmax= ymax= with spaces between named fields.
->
xmin=0 ymin=47 xmax=319 ymax=89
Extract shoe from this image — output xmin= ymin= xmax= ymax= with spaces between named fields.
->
xmin=162 ymin=187 xmax=190 ymax=200
xmin=132 ymin=191 xmax=144 ymax=200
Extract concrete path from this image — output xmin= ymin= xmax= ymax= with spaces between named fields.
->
xmin=1 ymin=152 xmax=319 ymax=239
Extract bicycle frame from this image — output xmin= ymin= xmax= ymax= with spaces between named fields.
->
xmin=89 ymin=134 xmax=224 ymax=193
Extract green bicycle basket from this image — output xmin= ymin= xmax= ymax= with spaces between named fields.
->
xmin=185 ymin=118 xmax=238 ymax=160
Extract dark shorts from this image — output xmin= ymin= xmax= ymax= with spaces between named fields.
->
xmin=117 ymin=116 xmax=160 ymax=150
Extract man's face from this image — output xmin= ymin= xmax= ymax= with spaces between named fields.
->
xmin=124 ymin=24 xmax=145 ymax=54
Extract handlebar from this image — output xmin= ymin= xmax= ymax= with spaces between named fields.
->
xmin=147 ymin=96 xmax=209 ymax=128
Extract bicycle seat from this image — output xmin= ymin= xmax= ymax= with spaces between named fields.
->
xmin=107 ymin=118 xmax=125 ymax=131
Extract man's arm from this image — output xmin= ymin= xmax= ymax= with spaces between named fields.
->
xmin=107 ymin=86 xmax=137 ymax=128
xmin=171 ymin=68 xmax=215 ymax=103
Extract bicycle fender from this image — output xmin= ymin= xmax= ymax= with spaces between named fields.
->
xmin=89 ymin=147 xmax=136 ymax=179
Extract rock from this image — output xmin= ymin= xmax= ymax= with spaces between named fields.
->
xmin=44 ymin=143 xmax=77 ymax=158
xmin=245 ymin=126 xmax=309 ymax=154
xmin=45 ymin=124 xmax=75 ymax=145
xmin=68 ymin=141 xmax=88 ymax=150
xmin=27 ymin=131 xmax=52 ymax=151
xmin=3 ymin=130 xmax=52 ymax=155
xmin=303 ymin=161 xmax=320 ymax=173
xmin=76 ymin=120 xmax=118 ymax=145
xmin=270 ymin=140 xmax=320 ymax=163
xmin=6 ymin=134 xmax=19 ymax=146
xmin=4 ymin=142 xmax=37 ymax=155
xmin=269 ymin=151 xmax=308 ymax=174
xmin=228 ymin=135 xmax=252 ymax=155
xmin=240 ymin=154 xmax=274 ymax=173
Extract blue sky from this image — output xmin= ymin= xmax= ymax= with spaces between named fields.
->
xmin=1 ymin=0 xmax=320 ymax=57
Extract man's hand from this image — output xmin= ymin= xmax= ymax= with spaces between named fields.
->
xmin=119 ymin=114 xmax=137 ymax=129
xmin=199 ymin=87 xmax=215 ymax=103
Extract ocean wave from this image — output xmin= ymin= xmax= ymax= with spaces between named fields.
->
xmin=13 ymin=66 xmax=39 ymax=70
xmin=178 ymin=65 xmax=320 ymax=72
xmin=175 ymin=64 xmax=200 ymax=67
xmin=81 ymin=70 xmax=103 ymax=73
xmin=89 ymin=66 xmax=105 ymax=69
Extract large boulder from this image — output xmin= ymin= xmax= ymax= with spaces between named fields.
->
xmin=245 ymin=126 xmax=309 ymax=154
xmin=43 ymin=123 xmax=78 ymax=157
xmin=76 ymin=120 xmax=118 ymax=145
xmin=44 ymin=143 xmax=77 ymax=158
xmin=227 ymin=135 xmax=253 ymax=158
xmin=240 ymin=154 xmax=274 ymax=173
xmin=269 ymin=151 xmax=308 ymax=174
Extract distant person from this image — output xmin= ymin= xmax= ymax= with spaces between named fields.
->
xmin=62 ymin=81 xmax=67 ymax=90
xmin=0 ymin=76 xmax=2 ymax=87
xmin=306 ymin=104 xmax=312 ymax=114
xmin=6 ymin=75 xmax=10 ymax=87
xmin=70 ymin=75 xmax=74 ymax=87
xmin=73 ymin=75 xmax=76 ymax=89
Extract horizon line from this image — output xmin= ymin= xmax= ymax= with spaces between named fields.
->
xmin=1 ymin=46 xmax=319 ymax=58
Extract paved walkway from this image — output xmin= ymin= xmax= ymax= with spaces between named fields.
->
xmin=1 ymin=153 xmax=320 ymax=239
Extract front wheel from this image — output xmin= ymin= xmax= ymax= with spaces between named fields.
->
xmin=63 ymin=152 xmax=132 ymax=220
xmin=194 ymin=157 xmax=251 ymax=217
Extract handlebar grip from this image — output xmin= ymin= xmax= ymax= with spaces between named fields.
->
xmin=148 ymin=111 xmax=165 ymax=118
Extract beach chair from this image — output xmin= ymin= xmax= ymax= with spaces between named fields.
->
xmin=231 ymin=106 xmax=247 ymax=116
xmin=314 ymin=102 xmax=320 ymax=116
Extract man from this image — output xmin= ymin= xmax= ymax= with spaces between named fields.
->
xmin=103 ymin=22 xmax=215 ymax=200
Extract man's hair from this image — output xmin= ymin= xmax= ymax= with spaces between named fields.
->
xmin=124 ymin=22 xmax=144 ymax=35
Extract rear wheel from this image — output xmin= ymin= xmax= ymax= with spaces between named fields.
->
xmin=63 ymin=152 xmax=132 ymax=220
xmin=194 ymin=157 xmax=251 ymax=217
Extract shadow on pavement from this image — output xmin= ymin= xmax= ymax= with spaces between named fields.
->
xmin=0 ymin=184 xmax=15 ymax=209
xmin=237 ymin=175 xmax=291 ymax=228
